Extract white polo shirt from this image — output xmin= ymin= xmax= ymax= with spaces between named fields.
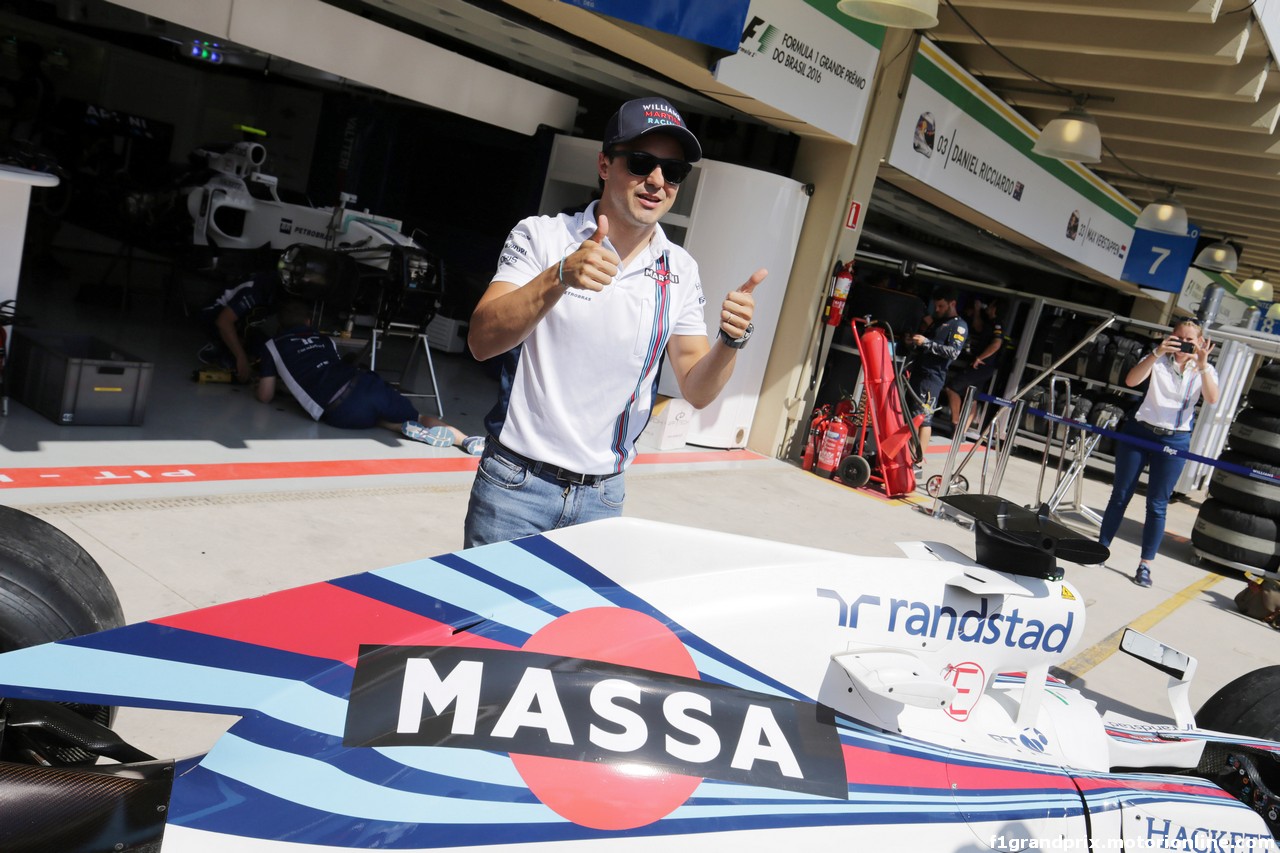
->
xmin=1134 ymin=352 xmax=1216 ymax=432
xmin=485 ymin=202 xmax=707 ymax=475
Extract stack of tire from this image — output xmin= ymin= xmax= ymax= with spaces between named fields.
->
xmin=1193 ymin=362 xmax=1280 ymax=573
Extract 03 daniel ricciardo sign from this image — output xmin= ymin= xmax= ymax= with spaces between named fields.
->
xmin=888 ymin=41 xmax=1136 ymax=280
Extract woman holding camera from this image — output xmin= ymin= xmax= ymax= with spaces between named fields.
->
xmin=1097 ymin=318 xmax=1219 ymax=588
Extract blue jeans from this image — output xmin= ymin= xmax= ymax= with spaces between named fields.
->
xmin=1098 ymin=420 xmax=1191 ymax=561
xmin=463 ymin=443 xmax=626 ymax=547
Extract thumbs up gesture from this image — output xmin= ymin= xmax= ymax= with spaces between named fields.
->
xmin=719 ymin=268 xmax=767 ymax=341
xmin=560 ymin=214 xmax=620 ymax=292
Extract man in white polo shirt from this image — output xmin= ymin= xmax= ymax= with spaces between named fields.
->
xmin=463 ymin=96 xmax=768 ymax=547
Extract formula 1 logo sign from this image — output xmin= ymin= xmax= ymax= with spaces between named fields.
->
xmin=344 ymin=609 xmax=847 ymax=829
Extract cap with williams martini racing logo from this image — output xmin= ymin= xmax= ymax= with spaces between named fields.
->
xmin=602 ymin=97 xmax=702 ymax=163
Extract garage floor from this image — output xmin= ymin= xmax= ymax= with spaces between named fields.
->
xmin=1 ymin=233 xmax=510 ymax=501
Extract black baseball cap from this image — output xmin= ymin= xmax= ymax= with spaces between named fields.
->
xmin=602 ymin=97 xmax=702 ymax=163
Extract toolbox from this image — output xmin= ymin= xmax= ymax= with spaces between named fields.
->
xmin=8 ymin=329 xmax=153 ymax=426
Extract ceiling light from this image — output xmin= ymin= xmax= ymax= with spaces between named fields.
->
xmin=1031 ymin=103 xmax=1101 ymax=164
xmin=1193 ymin=239 xmax=1239 ymax=274
xmin=1240 ymin=272 xmax=1273 ymax=303
xmin=836 ymin=0 xmax=939 ymax=29
xmin=1135 ymin=191 xmax=1188 ymax=236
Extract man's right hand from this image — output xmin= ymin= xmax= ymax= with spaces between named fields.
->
xmin=560 ymin=214 xmax=619 ymax=292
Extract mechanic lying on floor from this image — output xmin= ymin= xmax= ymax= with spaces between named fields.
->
xmin=255 ymin=300 xmax=484 ymax=454
xmin=199 ymin=268 xmax=279 ymax=383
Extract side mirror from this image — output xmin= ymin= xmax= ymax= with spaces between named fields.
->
xmin=1119 ymin=628 xmax=1191 ymax=678
xmin=1119 ymin=628 xmax=1197 ymax=728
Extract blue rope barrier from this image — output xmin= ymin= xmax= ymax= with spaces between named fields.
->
xmin=974 ymin=392 xmax=1280 ymax=489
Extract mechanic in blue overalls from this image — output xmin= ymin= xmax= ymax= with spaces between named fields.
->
xmin=199 ymin=270 xmax=278 ymax=383
xmin=254 ymin=300 xmax=484 ymax=454
xmin=907 ymin=285 xmax=967 ymax=475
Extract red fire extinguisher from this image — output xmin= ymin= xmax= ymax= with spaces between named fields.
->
xmin=826 ymin=261 xmax=854 ymax=327
xmin=815 ymin=415 xmax=849 ymax=480
xmin=802 ymin=406 xmax=829 ymax=471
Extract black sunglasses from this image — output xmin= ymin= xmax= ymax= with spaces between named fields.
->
xmin=610 ymin=149 xmax=693 ymax=185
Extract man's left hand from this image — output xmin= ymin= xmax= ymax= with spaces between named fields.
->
xmin=720 ymin=268 xmax=767 ymax=340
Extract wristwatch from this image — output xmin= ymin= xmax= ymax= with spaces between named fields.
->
xmin=719 ymin=323 xmax=753 ymax=349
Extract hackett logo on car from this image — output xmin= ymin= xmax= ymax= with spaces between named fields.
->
xmin=343 ymin=644 xmax=847 ymax=801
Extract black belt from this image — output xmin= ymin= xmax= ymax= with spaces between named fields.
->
xmin=488 ymin=436 xmax=619 ymax=486
xmin=1137 ymin=421 xmax=1180 ymax=437
xmin=325 ymin=378 xmax=357 ymax=413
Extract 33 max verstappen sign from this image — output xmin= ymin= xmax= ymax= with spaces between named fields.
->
xmin=344 ymin=645 xmax=847 ymax=801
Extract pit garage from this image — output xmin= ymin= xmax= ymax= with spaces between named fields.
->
xmin=0 ymin=0 xmax=1146 ymax=458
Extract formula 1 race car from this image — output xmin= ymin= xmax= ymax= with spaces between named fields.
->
xmin=182 ymin=141 xmax=417 ymax=260
xmin=0 ymin=496 xmax=1277 ymax=852
xmin=177 ymin=141 xmax=444 ymax=338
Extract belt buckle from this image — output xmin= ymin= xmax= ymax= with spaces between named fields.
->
xmin=559 ymin=469 xmax=591 ymax=486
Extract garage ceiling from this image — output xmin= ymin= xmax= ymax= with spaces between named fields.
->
xmin=352 ymin=0 xmax=1280 ymax=290
xmin=933 ymin=0 xmax=1280 ymax=276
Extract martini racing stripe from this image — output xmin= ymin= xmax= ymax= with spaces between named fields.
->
xmin=156 ymin=579 xmax=510 ymax=665
xmin=0 ymin=641 xmax=347 ymax=733
xmin=69 ymin=621 xmax=348 ymax=692
xmin=225 ymin=716 xmax=534 ymax=797
xmin=514 ymin=536 xmax=810 ymax=701
xmin=1107 ymin=724 xmax=1280 ymax=754
xmin=609 ymin=268 xmax=673 ymax=472
xmin=368 ymin=557 xmax=556 ymax=638
xmin=459 ymin=539 xmax=623 ymax=614
xmin=329 ymin=573 xmax=528 ymax=649
xmin=177 ymin=735 xmax=1096 ymax=849
xmin=215 ymin=714 xmax=1079 ymax=823
xmin=1078 ymin=772 xmax=1245 ymax=801
xmin=992 ymin=671 xmax=1072 ymax=689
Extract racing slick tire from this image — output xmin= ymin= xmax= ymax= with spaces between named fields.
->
xmin=1248 ymin=364 xmax=1280 ymax=415
xmin=1191 ymin=498 xmax=1280 ymax=573
xmin=0 ymin=505 xmax=123 ymax=650
xmin=1229 ymin=408 xmax=1280 ymax=465
xmin=1196 ymin=667 xmax=1280 ymax=839
xmin=0 ymin=505 xmax=125 ymax=765
xmin=1198 ymin=666 xmax=1280 ymax=738
xmin=1207 ymin=452 xmax=1280 ymax=520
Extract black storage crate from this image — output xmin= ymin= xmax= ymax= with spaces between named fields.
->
xmin=8 ymin=329 xmax=152 ymax=425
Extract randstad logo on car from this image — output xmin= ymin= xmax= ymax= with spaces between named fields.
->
xmin=819 ymin=590 xmax=1075 ymax=653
